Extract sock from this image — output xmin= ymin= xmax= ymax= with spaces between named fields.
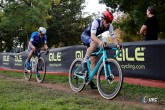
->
xmin=27 ymin=58 xmax=31 ymax=63
xmin=84 ymin=54 xmax=90 ymax=62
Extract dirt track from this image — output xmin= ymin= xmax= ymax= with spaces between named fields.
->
xmin=1 ymin=74 xmax=164 ymax=110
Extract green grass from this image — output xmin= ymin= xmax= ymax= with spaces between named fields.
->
xmin=121 ymin=83 xmax=165 ymax=101
xmin=0 ymin=70 xmax=164 ymax=110
xmin=0 ymin=78 xmax=144 ymax=110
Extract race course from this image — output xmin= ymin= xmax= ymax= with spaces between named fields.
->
xmin=0 ymin=70 xmax=165 ymax=110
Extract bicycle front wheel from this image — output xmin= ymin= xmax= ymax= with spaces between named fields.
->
xmin=97 ymin=58 xmax=123 ymax=100
xmin=23 ymin=58 xmax=32 ymax=81
xmin=35 ymin=57 xmax=46 ymax=83
xmin=69 ymin=58 xmax=86 ymax=92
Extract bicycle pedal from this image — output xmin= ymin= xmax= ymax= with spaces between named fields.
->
xmin=73 ymin=75 xmax=78 ymax=79
xmin=25 ymin=69 xmax=30 ymax=73
xmin=85 ymin=81 xmax=90 ymax=85
xmin=84 ymin=72 xmax=89 ymax=83
xmin=84 ymin=71 xmax=88 ymax=77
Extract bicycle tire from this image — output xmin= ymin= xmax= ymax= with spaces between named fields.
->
xmin=69 ymin=58 xmax=86 ymax=92
xmin=35 ymin=57 xmax=46 ymax=83
xmin=23 ymin=58 xmax=32 ymax=81
xmin=97 ymin=58 xmax=123 ymax=100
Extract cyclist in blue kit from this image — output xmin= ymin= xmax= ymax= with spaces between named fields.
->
xmin=81 ymin=9 xmax=121 ymax=89
xmin=26 ymin=27 xmax=49 ymax=76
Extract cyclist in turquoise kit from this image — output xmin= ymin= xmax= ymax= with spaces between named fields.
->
xmin=26 ymin=27 xmax=49 ymax=76
xmin=81 ymin=9 xmax=121 ymax=89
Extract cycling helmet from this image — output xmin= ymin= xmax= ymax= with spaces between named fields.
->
xmin=38 ymin=27 xmax=46 ymax=34
xmin=101 ymin=10 xmax=114 ymax=22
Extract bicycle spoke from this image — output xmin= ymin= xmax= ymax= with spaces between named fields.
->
xmin=69 ymin=58 xmax=85 ymax=92
xmin=97 ymin=59 xmax=123 ymax=100
xmin=23 ymin=58 xmax=32 ymax=81
xmin=36 ymin=57 xmax=46 ymax=83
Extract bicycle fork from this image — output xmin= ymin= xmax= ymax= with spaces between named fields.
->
xmin=31 ymin=57 xmax=38 ymax=72
xmin=103 ymin=51 xmax=114 ymax=84
xmin=104 ymin=60 xmax=114 ymax=84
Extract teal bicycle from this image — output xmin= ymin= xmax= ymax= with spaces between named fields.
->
xmin=69 ymin=45 xmax=123 ymax=100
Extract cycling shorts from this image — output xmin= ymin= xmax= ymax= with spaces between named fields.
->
xmin=81 ymin=32 xmax=92 ymax=47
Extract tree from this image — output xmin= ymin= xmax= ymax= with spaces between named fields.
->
xmin=0 ymin=0 xmax=50 ymax=52
xmin=100 ymin=0 xmax=165 ymax=41
xmin=46 ymin=0 xmax=92 ymax=47
xmin=0 ymin=0 xmax=92 ymax=52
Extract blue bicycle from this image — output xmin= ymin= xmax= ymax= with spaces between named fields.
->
xmin=69 ymin=45 xmax=123 ymax=99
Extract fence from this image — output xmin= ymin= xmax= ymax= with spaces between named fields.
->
xmin=0 ymin=40 xmax=165 ymax=81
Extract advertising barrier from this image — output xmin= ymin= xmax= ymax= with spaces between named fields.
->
xmin=0 ymin=40 xmax=165 ymax=81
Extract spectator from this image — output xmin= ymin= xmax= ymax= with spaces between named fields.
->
xmin=140 ymin=6 xmax=159 ymax=40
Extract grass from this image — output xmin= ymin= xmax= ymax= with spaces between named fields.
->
xmin=0 ymin=78 xmax=143 ymax=110
xmin=0 ymin=70 xmax=164 ymax=110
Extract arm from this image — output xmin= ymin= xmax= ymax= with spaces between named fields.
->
xmin=90 ymin=20 xmax=105 ymax=48
xmin=140 ymin=25 xmax=147 ymax=35
xmin=91 ymin=33 xmax=103 ymax=45
xmin=44 ymin=43 xmax=49 ymax=50
xmin=43 ymin=35 xmax=49 ymax=50
xmin=112 ymin=37 xmax=121 ymax=49
xmin=112 ymin=37 xmax=120 ymax=45
xmin=109 ymin=24 xmax=121 ymax=49
xmin=29 ymin=41 xmax=36 ymax=51
xmin=29 ymin=32 xmax=37 ymax=51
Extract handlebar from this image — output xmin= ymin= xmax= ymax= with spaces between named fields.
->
xmin=33 ymin=50 xmax=49 ymax=57
xmin=91 ymin=45 xmax=122 ymax=58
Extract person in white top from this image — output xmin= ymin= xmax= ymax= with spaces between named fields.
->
xmin=81 ymin=9 xmax=121 ymax=89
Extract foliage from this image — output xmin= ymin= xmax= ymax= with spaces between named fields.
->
xmin=0 ymin=0 xmax=92 ymax=52
xmin=0 ymin=0 xmax=51 ymax=52
xmin=101 ymin=0 xmax=165 ymax=41
xmin=46 ymin=0 xmax=91 ymax=47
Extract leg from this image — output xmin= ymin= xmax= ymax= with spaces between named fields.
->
xmin=26 ymin=45 xmax=35 ymax=69
xmin=90 ymin=56 xmax=98 ymax=71
xmin=81 ymin=34 xmax=98 ymax=63
xmin=84 ymin=41 xmax=98 ymax=62
xmin=27 ymin=45 xmax=35 ymax=61
xmin=85 ymin=41 xmax=98 ymax=89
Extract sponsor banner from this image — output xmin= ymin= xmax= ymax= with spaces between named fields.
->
xmin=0 ymin=40 xmax=165 ymax=80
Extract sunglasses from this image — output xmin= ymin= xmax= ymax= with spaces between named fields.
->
xmin=105 ymin=19 xmax=112 ymax=24
xmin=40 ymin=33 xmax=45 ymax=36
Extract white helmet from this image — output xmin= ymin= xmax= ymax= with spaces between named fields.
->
xmin=38 ymin=27 xmax=46 ymax=34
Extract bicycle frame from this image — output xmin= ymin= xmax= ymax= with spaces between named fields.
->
xmin=31 ymin=50 xmax=48 ymax=71
xmin=87 ymin=46 xmax=121 ymax=82
xmin=74 ymin=46 xmax=121 ymax=82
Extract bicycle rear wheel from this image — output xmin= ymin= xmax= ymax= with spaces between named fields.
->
xmin=97 ymin=58 xmax=123 ymax=100
xmin=23 ymin=58 xmax=32 ymax=81
xmin=35 ymin=57 xmax=46 ymax=83
xmin=69 ymin=58 xmax=86 ymax=92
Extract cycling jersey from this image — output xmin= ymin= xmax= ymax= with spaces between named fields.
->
xmin=30 ymin=32 xmax=47 ymax=46
xmin=28 ymin=32 xmax=47 ymax=51
xmin=81 ymin=19 xmax=116 ymax=46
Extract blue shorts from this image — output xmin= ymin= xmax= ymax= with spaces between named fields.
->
xmin=81 ymin=32 xmax=92 ymax=47
xmin=28 ymin=45 xmax=32 ymax=52
xmin=28 ymin=45 xmax=38 ymax=52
